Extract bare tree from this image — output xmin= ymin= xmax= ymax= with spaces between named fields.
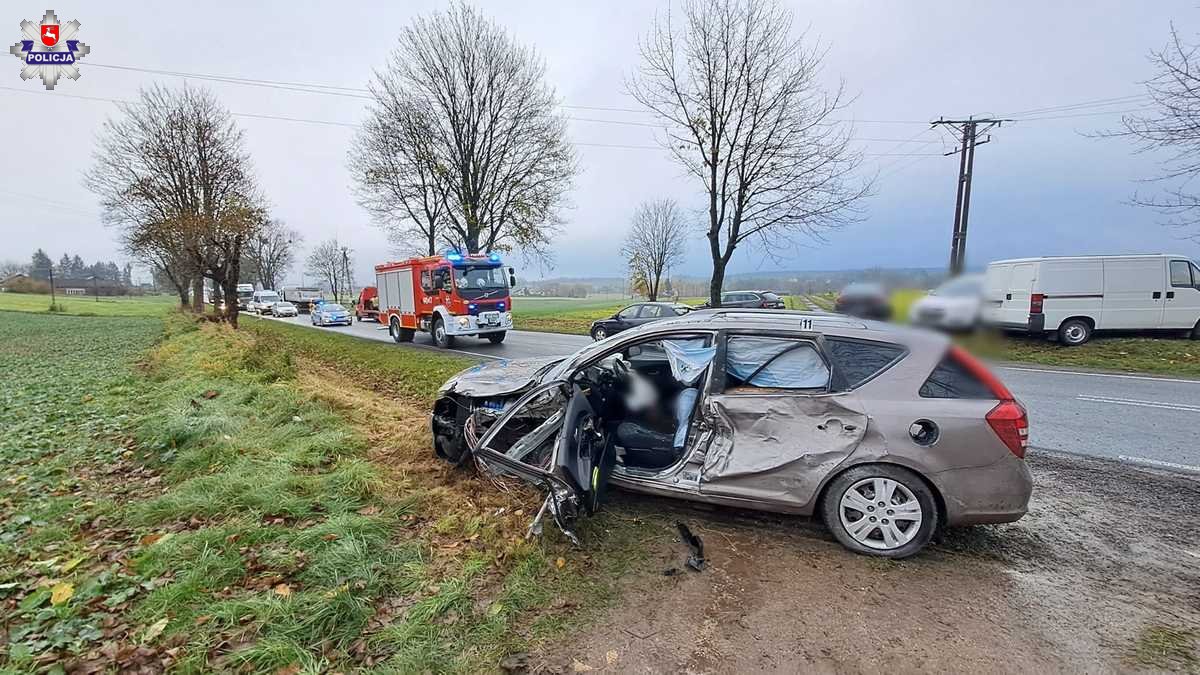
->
xmin=85 ymin=84 xmax=263 ymax=321
xmin=350 ymin=100 xmax=449 ymax=256
xmin=1106 ymin=24 xmax=1200 ymax=237
xmin=244 ymin=219 xmax=301 ymax=290
xmin=629 ymin=0 xmax=870 ymax=307
xmin=363 ymin=2 xmax=576 ymax=260
xmin=306 ymin=238 xmax=353 ymax=303
xmin=621 ymin=199 xmax=687 ymax=301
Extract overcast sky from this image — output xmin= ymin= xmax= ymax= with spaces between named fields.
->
xmin=2 ymin=0 xmax=1197 ymax=285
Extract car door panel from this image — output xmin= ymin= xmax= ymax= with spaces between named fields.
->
xmin=699 ymin=392 xmax=868 ymax=508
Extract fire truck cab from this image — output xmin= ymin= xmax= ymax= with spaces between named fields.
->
xmin=375 ymin=252 xmax=515 ymax=348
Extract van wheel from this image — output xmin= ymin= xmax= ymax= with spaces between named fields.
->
xmin=433 ymin=317 xmax=456 ymax=348
xmin=1058 ymin=319 xmax=1092 ymax=346
xmin=821 ymin=464 xmax=938 ymax=559
xmin=486 ymin=331 xmax=506 ymax=344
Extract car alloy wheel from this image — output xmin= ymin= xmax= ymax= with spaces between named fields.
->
xmin=838 ymin=477 xmax=924 ymax=551
xmin=591 ymin=326 xmax=607 ymax=341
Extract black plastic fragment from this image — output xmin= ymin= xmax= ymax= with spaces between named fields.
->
xmin=676 ymin=521 xmax=706 ymax=571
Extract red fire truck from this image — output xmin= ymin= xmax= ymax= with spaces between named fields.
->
xmin=375 ymin=252 xmax=515 ymax=348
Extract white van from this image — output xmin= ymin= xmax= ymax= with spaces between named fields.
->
xmin=982 ymin=254 xmax=1200 ymax=345
xmin=250 ymin=289 xmax=280 ymax=314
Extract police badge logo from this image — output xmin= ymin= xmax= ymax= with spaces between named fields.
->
xmin=9 ymin=9 xmax=89 ymax=90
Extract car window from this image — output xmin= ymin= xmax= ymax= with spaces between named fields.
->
xmin=825 ymin=337 xmax=907 ymax=389
xmin=1170 ymin=260 xmax=1194 ymax=287
xmin=725 ymin=336 xmax=830 ymax=390
xmin=617 ymin=305 xmax=640 ymax=319
xmin=639 ymin=304 xmax=664 ymax=318
xmin=919 ymin=356 xmax=994 ymax=399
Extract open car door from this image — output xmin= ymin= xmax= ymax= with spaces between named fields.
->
xmin=473 ymin=382 xmax=614 ymax=544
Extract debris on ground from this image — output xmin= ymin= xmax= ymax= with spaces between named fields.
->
xmin=676 ymin=522 xmax=706 ymax=571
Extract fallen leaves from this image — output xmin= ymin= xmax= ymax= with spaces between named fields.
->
xmin=273 ymin=583 xmax=292 ymax=597
xmin=555 ymin=557 xmax=566 ymax=569
xmin=50 ymin=582 xmax=74 ymax=606
xmin=142 ymin=616 xmax=169 ymax=643
xmin=61 ymin=556 xmax=85 ymax=573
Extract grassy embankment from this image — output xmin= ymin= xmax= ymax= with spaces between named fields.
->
xmin=0 ymin=308 xmax=666 ymax=672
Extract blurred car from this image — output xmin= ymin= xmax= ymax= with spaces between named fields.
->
xmin=268 ymin=301 xmax=298 ymax=317
xmin=431 ymin=309 xmax=1032 ymax=559
xmin=835 ymin=283 xmax=892 ymax=320
xmin=715 ymin=290 xmax=786 ymax=309
xmin=910 ymin=275 xmax=983 ymax=331
xmin=590 ymin=302 xmax=692 ymax=340
xmin=311 ymin=303 xmax=351 ymax=326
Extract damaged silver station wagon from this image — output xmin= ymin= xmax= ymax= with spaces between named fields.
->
xmin=431 ymin=309 xmax=1033 ymax=558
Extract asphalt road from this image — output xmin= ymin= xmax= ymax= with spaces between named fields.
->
xmin=255 ymin=313 xmax=1200 ymax=473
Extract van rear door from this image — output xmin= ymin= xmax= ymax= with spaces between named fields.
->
xmin=983 ymin=262 xmax=1036 ymax=329
xmin=1102 ymin=258 xmax=1166 ymax=329
xmin=982 ymin=263 xmax=1013 ymax=325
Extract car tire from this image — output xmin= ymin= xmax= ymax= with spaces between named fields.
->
xmin=591 ymin=326 xmax=608 ymax=341
xmin=821 ymin=464 xmax=938 ymax=559
xmin=487 ymin=331 xmax=506 ymax=344
xmin=433 ymin=317 xmax=456 ymax=348
xmin=1191 ymin=320 xmax=1200 ymax=340
xmin=1058 ymin=318 xmax=1092 ymax=346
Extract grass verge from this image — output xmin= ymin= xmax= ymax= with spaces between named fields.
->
xmin=0 ymin=310 xmax=667 ymax=672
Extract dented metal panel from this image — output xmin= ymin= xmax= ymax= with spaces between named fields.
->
xmin=439 ymin=357 xmax=559 ymax=398
xmin=700 ymin=394 xmax=869 ymax=506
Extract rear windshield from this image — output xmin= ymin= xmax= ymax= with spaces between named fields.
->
xmin=761 ymin=292 xmax=781 ymax=301
xmin=919 ymin=355 xmax=995 ymax=399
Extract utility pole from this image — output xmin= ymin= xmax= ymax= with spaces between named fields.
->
xmin=48 ymin=264 xmax=56 ymax=309
xmin=340 ymin=246 xmax=351 ymax=304
xmin=930 ymin=117 xmax=1009 ymax=276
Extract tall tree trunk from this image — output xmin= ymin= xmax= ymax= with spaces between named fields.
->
xmin=220 ymin=277 xmax=240 ymax=328
xmin=191 ymin=276 xmax=204 ymax=313
xmin=709 ymin=259 xmax=727 ymax=308
xmin=176 ymin=283 xmax=190 ymax=309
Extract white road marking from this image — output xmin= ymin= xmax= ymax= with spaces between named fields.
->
xmin=1118 ymin=455 xmax=1200 ymax=473
xmin=997 ymin=365 xmax=1200 ymax=385
xmin=1075 ymin=394 xmax=1200 ymax=413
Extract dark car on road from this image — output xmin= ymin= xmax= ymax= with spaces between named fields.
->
xmin=431 ymin=309 xmax=1032 ymax=558
xmin=715 ymin=290 xmax=786 ymax=309
xmin=589 ymin=302 xmax=692 ymax=341
xmin=835 ymin=283 xmax=892 ymax=321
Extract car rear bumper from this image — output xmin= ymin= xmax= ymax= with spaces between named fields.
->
xmin=932 ymin=454 xmax=1032 ymax=526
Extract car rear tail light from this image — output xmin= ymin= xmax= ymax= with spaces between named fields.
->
xmin=1030 ymin=293 xmax=1044 ymax=315
xmin=949 ymin=346 xmax=1028 ymax=459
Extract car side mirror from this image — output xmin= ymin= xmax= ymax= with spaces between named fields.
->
xmin=627 ymin=345 xmax=643 ymax=357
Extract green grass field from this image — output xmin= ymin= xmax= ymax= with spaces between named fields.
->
xmin=0 ymin=292 xmax=177 ymax=317
xmin=0 ymin=310 xmax=664 ymax=671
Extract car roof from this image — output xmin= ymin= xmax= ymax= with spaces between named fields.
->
xmin=629 ymin=308 xmax=948 ymax=350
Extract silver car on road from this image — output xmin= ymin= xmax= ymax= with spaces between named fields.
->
xmin=431 ymin=310 xmax=1032 ymax=558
